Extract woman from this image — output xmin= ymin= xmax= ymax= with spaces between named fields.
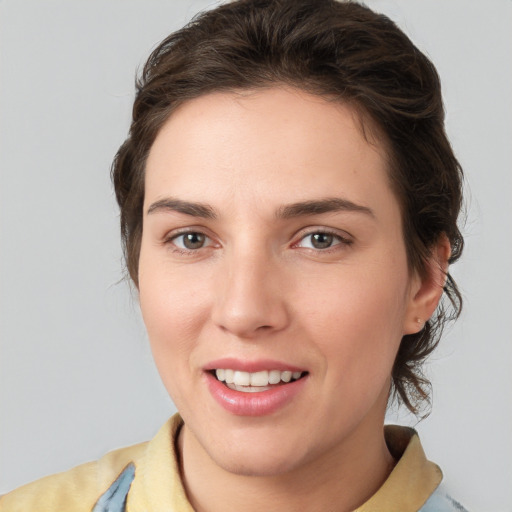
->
xmin=1 ymin=1 xmax=468 ymax=510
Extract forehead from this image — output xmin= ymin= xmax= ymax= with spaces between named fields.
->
xmin=144 ymin=87 xmax=395 ymax=218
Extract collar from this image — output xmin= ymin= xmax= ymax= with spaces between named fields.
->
xmin=127 ymin=415 xmax=442 ymax=512
xmin=355 ymin=425 xmax=442 ymax=511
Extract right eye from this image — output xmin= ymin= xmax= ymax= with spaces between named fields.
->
xmin=171 ymin=232 xmax=211 ymax=251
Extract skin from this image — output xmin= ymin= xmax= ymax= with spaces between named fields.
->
xmin=138 ymin=87 xmax=448 ymax=512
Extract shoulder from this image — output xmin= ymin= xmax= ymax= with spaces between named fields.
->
xmin=420 ymin=485 xmax=470 ymax=512
xmin=0 ymin=442 xmax=146 ymax=512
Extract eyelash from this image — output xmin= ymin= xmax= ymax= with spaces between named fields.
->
xmin=164 ymin=228 xmax=353 ymax=255
xmin=164 ymin=230 xmax=215 ymax=256
xmin=293 ymin=229 xmax=353 ymax=252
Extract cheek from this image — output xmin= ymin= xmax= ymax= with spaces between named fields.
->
xmin=139 ymin=276 xmax=209 ymax=411
xmin=141 ymin=282 xmax=203 ymax=341
xmin=138 ymin=255 xmax=211 ymax=376
xmin=299 ymin=261 xmax=409 ymax=383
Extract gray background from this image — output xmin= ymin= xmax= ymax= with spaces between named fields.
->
xmin=1 ymin=1 xmax=511 ymax=510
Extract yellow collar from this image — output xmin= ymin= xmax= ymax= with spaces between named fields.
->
xmin=355 ymin=425 xmax=442 ymax=511
xmin=127 ymin=415 xmax=442 ymax=512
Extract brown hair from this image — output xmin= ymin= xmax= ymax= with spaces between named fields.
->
xmin=112 ymin=0 xmax=464 ymax=414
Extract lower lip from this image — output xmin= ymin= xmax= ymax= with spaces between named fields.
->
xmin=205 ymin=372 xmax=307 ymax=416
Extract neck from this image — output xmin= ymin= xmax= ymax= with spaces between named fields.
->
xmin=178 ymin=414 xmax=395 ymax=512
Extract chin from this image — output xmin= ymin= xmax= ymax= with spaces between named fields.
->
xmin=213 ymin=452 xmax=303 ymax=478
xmin=203 ymin=434 xmax=314 ymax=478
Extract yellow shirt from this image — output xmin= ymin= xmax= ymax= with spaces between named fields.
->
xmin=0 ymin=414 xmax=465 ymax=512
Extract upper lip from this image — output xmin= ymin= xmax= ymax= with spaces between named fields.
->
xmin=204 ymin=357 xmax=306 ymax=373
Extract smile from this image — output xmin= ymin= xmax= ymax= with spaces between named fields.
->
xmin=205 ymin=362 xmax=309 ymax=416
xmin=214 ymin=369 xmax=304 ymax=392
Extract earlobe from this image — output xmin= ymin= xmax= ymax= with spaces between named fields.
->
xmin=403 ymin=235 xmax=451 ymax=335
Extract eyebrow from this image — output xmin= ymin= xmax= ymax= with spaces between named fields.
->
xmin=147 ymin=198 xmax=217 ymax=219
xmin=275 ymin=197 xmax=375 ymax=219
xmin=146 ymin=196 xmax=374 ymax=220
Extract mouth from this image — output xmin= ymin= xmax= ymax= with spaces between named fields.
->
xmin=210 ymin=369 xmax=307 ymax=393
xmin=204 ymin=362 xmax=309 ymax=415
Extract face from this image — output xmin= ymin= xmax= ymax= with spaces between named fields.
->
xmin=139 ymin=87 xmax=423 ymax=477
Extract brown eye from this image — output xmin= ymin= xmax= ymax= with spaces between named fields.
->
xmin=174 ymin=232 xmax=208 ymax=250
xmin=296 ymin=231 xmax=350 ymax=251
xmin=310 ymin=233 xmax=334 ymax=249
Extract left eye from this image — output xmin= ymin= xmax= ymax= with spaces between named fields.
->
xmin=297 ymin=232 xmax=344 ymax=250
xmin=172 ymin=232 xmax=211 ymax=250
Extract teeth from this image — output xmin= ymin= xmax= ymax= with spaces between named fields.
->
xmin=268 ymin=370 xmax=281 ymax=385
xmin=233 ymin=370 xmax=250 ymax=386
xmin=214 ymin=369 xmax=304 ymax=387
xmin=281 ymin=371 xmax=292 ymax=383
xmin=250 ymin=371 xmax=268 ymax=386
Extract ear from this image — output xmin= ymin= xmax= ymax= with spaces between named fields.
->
xmin=403 ymin=235 xmax=451 ymax=335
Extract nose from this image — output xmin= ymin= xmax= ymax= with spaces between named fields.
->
xmin=211 ymin=248 xmax=290 ymax=339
